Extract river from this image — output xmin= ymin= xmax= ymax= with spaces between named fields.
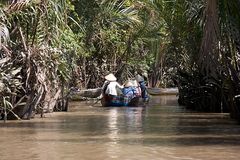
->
xmin=1 ymin=95 xmax=240 ymax=160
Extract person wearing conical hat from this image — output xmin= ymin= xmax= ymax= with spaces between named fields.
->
xmin=122 ymin=80 xmax=136 ymax=106
xmin=102 ymin=73 xmax=123 ymax=96
xmin=101 ymin=73 xmax=123 ymax=106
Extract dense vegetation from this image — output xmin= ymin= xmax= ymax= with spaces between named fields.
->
xmin=1 ymin=0 xmax=240 ymax=121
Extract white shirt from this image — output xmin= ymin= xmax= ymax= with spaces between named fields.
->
xmin=103 ymin=81 xmax=123 ymax=96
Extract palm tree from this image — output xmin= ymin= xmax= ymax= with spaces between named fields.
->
xmin=177 ymin=0 xmax=240 ymax=120
xmin=0 ymin=0 xmax=82 ymax=120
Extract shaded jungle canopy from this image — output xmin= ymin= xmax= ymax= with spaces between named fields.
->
xmin=1 ymin=0 xmax=240 ymax=122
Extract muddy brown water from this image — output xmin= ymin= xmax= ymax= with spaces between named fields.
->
xmin=1 ymin=95 xmax=240 ymax=160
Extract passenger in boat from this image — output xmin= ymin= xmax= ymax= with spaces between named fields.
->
xmin=102 ymin=73 xmax=123 ymax=106
xmin=131 ymin=79 xmax=142 ymax=98
xmin=135 ymin=73 xmax=149 ymax=102
xmin=122 ymin=81 xmax=135 ymax=106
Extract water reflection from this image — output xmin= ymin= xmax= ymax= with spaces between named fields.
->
xmin=107 ymin=108 xmax=119 ymax=143
xmin=124 ymin=107 xmax=145 ymax=134
xmin=106 ymin=108 xmax=119 ymax=159
xmin=106 ymin=107 xmax=146 ymax=137
xmin=150 ymin=95 xmax=179 ymax=106
xmin=106 ymin=107 xmax=146 ymax=158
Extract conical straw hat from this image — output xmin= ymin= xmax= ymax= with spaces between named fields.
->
xmin=131 ymin=80 xmax=139 ymax=87
xmin=105 ymin=73 xmax=117 ymax=81
xmin=124 ymin=81 xmax=133 ymax=87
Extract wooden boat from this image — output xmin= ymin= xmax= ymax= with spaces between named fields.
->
xmin=101 ymin=94 xmax=141 ymax=107
xmin=147 ymin=87 xmax=178 ymax=95
xmin=70 ymin=88 xmax=102 ymax=100
xmin=70 ymin=88 xmax=146 ymax=107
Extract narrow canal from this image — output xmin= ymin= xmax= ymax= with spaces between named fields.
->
xmin=1 ymin=95 xmax=240 ymax=160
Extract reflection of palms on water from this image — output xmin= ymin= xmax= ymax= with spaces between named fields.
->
xmin=106 ymin=107 xmax=145 ymax=159
xmin=124 ymin=107 xmax=145 ymax=134
xmin=107 ymin=107 xmax=146 ymax=152
xmin=107 ymin=108 xmax=119 ymax=143
xmin=107 ymin=107 xmax=146 ymax=135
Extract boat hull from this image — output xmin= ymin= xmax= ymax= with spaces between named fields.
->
xmin=147 ymin=87 xmax=178 ymax=95
xmin=101 ymin=94 xmax=140 ymax=107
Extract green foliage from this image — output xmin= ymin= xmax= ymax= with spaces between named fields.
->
xmin=1 ymin=0 xmax=240 ymax=121
xmin=176 ymin=0 xmax=240 ymax=121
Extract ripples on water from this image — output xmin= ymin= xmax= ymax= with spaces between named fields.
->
xmin=1 ymin=95 xmax=240 ymax=160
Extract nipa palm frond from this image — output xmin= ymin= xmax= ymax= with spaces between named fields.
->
xmin=0 ymin=23 xmax=10 ymax=49
xmin=6 ymin=0 xmax=32 ymax=13
xmin=100 ymin=0 xmax=141 ymax=27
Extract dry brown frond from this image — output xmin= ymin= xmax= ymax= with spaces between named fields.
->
xmin=6 ymin=0 xmax=34 ymax=13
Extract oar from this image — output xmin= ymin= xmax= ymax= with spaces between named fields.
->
xmin=91 ymin=95 xmax=102 ymax=106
